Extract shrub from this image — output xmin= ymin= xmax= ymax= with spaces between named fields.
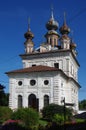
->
xmin=53 ymin=114 xmax=64 ymax=125
xmin=41 ymin=103 xmax=72 ymax=122
xmin=42 ymin=104 xmax=62 ymax=120
xmin=11 ymin=107 xmax=39 ymax=129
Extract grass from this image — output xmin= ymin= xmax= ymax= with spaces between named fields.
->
xmin=76 ymin=118 xmax=86 ymax=123
xmin=39 ymin=119 xmax=48 ymax=126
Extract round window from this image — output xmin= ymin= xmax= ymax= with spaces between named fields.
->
xmin=44 ymin=80 xmax=49 ymax=85
xmin=18 ymin=81 xmax=22 ymax=86
xmin=30 ymin=80 xmax=36 ymax=86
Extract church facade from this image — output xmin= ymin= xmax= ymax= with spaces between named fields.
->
xmin=6 ymin=10 xmax=80 ymax=112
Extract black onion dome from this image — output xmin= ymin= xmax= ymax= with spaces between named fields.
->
xmin=60 ymin=13 xmax=70 ymax=35
xmin=46 ymin=19 xmax=58 ymax=30
xmin=24 ymin=18 xmax=34 ymax=40
xmin=24 ymin=29 xmax=34 ymax=40
xmin=46 ymin=11 xmax=59 ymax=30
xmin=60 ymin=22 xmax=70 ymax=35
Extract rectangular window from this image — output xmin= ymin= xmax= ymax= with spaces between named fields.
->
xmin=54 ymin=39 xmax=56 ymax=45
xmin=32 ymin=64 xmax=36 ymax=67
xmin=54 ymin=63 xmax=59 ymax=68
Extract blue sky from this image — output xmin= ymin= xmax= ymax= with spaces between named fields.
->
xmin=0 ymin=0 xmax=86 ymax=100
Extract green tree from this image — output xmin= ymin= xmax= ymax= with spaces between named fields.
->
xmin=11 ymin=107 xmax=39 ymax=129
xmin=79 ymin=100 xmax=86 ymax=110
xmin=0 ymin=84 xmax=9 ymax=106
xmin=0 ymin=106 xmax=13 ymax=124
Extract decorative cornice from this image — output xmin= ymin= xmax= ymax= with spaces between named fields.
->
xmin=20 ymin=49 xmax=80 ymax=67
xmin=6 ymin=65 xmax=81 ymax=88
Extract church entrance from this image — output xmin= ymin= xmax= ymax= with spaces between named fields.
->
xmin=28 ymin=94 xmax=39 ymax=111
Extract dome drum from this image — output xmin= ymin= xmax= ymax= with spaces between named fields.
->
xmin=45 ymin=30 xmax=60 ymax=37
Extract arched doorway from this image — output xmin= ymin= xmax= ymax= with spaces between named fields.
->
xmin=18 ymin=95 xmax=22 ymax=108
xmin=28 ymin=94 xmax=39 ymax=110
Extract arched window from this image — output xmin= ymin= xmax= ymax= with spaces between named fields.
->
xmin=44 ymin=95 xmax=49 ymax=107
xmin=18 ymin=95 xmax=22 ymax=108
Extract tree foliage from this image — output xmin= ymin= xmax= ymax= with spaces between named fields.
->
xmin=0 ymin=106 xmax=12 ymax=124
xmin=79 ymin=100 xmax=86 ymax=110
xmin=0 ymin=84 xmax=9 ymax=106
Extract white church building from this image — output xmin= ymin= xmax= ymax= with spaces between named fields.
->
xmin=6 ymin=10 xmax=80 ymax=112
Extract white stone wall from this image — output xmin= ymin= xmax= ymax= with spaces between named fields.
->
xmin=8 ymin=70 xmax=79 ymax=112
xmin=9 ymin=71 xmax=56 ymax=110
xmin=22 ymin=51 xmax=79 ymax=81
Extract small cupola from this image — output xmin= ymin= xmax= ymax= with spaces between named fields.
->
xmin=24 ymin=19 xmax=34 ymax=53
xmin=45 ymin=7 xmax=60 ymax=47
xmin=60 ymin=13 xmax=71 ymax=49
xmin=46 ymin=9 xmax=59 ymax=31
xmin=59 ymin=21 xmax=70 ymax=35
xmin=60 ymin=12 xmax=70 ymax=35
